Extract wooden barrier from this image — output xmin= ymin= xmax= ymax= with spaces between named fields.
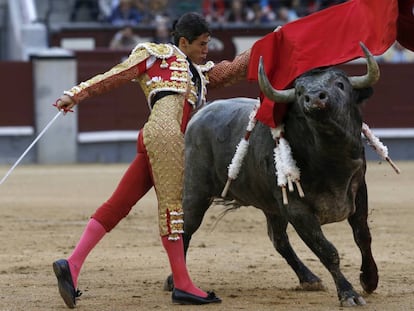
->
xmin=1 ymin=52 xmax=413 ymax=132
xmin=0 ymin=62 xmax=34 ymax=127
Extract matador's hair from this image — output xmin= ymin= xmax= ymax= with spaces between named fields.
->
xmin=172 ymin=12 xmax=211 ymax=46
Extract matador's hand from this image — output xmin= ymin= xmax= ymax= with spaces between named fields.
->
xmin=54 ymin=94 xmax=76 ymax=113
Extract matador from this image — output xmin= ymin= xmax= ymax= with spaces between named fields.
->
xmin=53 ymin=12 xmax=250 ymax=308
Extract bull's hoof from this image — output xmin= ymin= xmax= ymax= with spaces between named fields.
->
xmin=360 ymin=270 xmax=378 ymax=294
xmin=339 ymin=290 xmax=366 ymax=307
xmin=163 ymin=275 xmax=174 ymax=291
xmin=298 ymin=281 xmax=326 ymax=291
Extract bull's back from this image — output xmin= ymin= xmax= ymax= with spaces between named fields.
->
xmin=187 ymin=97 xmax=257 ymax=132
xmin=184 ymin=98 xmax=258 ymax=194
xmin=185 ymin=98 xmax=279 ymax=208
xmin=186 ymin=97 xmax=258 ymax=151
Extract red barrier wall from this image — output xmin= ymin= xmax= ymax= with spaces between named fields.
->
xmin=1 ymin=54 xmax=413 ymax=131
xmin=0 ymin=62 xmax=34 ymax=127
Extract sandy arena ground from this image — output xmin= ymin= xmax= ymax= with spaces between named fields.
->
xmin=0 ymin=161 xmax=413 ymax=311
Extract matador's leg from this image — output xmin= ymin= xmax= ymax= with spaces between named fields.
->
xmin=142 ymin=94 xmax=218 ymax=301
xmin=142 ymin=94 xmax=186 ymax=240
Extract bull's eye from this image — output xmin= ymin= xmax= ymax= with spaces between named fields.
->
xmin=336 ymin=82 xmax=345 ymax=90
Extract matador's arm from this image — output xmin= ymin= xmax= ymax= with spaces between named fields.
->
xmin=65 ymin=48 xmax=150 ymax=104
xmin=207 ymin=49 xmax=251 ymax=89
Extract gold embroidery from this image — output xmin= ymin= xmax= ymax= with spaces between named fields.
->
xmin=198 ymin=61 xmax=215 ymax=72
xmin=137 ymin=73 xmax=197 ymax=108
xmin=132 ymin=42 xmax=174 ymax=59
xmin=160 ymin=59 xmax=169 ymax=69
xmin=142 ymin=94 xmax=185 ymax=239
xmin=171 ymin=71 xmax=188 ymax=82
xmin=66 ymin=48 xmax=150 ymax=102
xmin=170 ymin=60 xmax=188 ymax=71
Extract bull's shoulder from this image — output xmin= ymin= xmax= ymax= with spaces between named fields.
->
xmin=190 ymin=97 xmax=259 ymax=124
xmin=186 ymin=97 xmax=260 ymax=144
xmin=205 ymin=97 xmax=259 ymax=112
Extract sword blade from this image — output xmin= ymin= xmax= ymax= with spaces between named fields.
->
xmin=0 ymin=110 xmax=63 ymax=185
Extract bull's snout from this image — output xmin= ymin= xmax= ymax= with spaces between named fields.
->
xmin=304 ymin=91 xmax=329 ymax=110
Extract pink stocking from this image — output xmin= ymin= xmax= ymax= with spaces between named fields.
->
xmin=67 ymin=218 xmax=106 ymax=288
xmin=161 ymin=235 xmax=207 ymax=297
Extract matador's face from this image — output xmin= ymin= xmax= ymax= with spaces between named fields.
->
xmin=179 ymin=33 xmax=210 ymax=65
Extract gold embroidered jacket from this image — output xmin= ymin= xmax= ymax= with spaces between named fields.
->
xmin=64 ymin=42 xmax=250 ymax=110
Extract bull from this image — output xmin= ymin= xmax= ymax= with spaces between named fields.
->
xmin=176 ymin=43 xmax=380 ymax=307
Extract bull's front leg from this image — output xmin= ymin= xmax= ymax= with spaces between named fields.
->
xmin=289 ymin=210 xmax=366 ymax=307
xmin=348 ymin=180 xmax=378 ymax=293
xmin=264 ymin=212 xmax=324 ymax=290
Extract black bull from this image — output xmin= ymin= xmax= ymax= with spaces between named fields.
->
xmin=177 ymin=44 xmax=380 ymax=307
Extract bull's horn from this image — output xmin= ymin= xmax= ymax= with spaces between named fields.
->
xmin=349 ymin=42 xmax=380 ymax=89
xmin=258 ymin=56 xmax=295 ymax=103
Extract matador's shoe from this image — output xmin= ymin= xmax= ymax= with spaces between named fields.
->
xmin=172 ymin=288 xmax=222 ymax=305
xmin=53 ymin=259 xmax=82 ymax=308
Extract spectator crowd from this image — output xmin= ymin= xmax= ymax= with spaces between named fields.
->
xmin=68 ymin=0 xmax=414 ymax=62
xmin=70 ymin=0 xmax=348 ymax=27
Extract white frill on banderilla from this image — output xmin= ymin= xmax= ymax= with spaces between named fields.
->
xmin=270 ymin=126 xmax=305 ymax=205
xmin=222 ymin=107 xmax=401 ymax=206
xmin=362 ymin=122 xmax=401 ymax=174
xmin=221 ymin=102 xmax=304 ymax=205
xmin=221 ymin=102 xmax=259 ymax=197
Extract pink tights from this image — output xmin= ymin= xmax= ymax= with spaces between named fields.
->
xmin=65 ymin=131 xmax=207 ymax=297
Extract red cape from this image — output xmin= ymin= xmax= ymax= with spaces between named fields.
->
xmin=247 ymin=0 xmax=409 ymax=128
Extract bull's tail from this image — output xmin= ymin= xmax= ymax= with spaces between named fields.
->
xmin=208 ymin=198 xmax=243 ymax=232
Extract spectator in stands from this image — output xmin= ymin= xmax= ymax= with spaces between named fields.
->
xmin=318 ymin=0 xmax=348 ymax=10
xmin=107 ymin=0 xmax=144 ymax=26
xmin=276 ymin=5 xmax=299 ymax=24
xmin=109 ymin=25 xmax=142 ymax=50
xmin=227 ymin=0 xmax=250 ymax=24
xmin=298 ymin=0 xmax=347 ymax=16
xmin=379 ymin=41 xmax=414 ymax=63
xmin=70 ymin=0 xmax=101 ymax=22
xmin=98 ymin=0 xmax=118 ymax=21
xmin=151 ymin=16 xmax=171 ymax=44
xmin=145 ymin=0 xmax=170 ymax=25
xmin=202 ymin=0 xmax=227 ymax=24
xmin=168 ymin=0 xmax=202 ymax=20
xmin=251 ymin=0 xmax=277 ymax=24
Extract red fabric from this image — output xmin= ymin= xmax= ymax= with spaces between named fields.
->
xmin=180 ymin=99 xmax=192 ymax=133
xmin=202 ymin=0 xmax=226 ymax=17
xmin=247 ymin=0 xmax=399 ymax=128
xmin=161 ymin=236 xmax=208 ymax=297
xmin=67 ymin=218 xmax=106 ymax=287
xmin=397 ymin=0 xmax=414 ymax=51
xmin=92 ymin=131 xmax=153 ymax=231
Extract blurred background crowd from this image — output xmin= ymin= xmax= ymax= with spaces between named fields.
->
xmin=1 ymin=0 xmax=413 ymax=62
xmin=62 ymin=0 xmax=414 ymax=62
xmin=68 ymin=0 xmax=348 ymax=26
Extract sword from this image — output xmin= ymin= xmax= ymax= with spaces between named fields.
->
xmin=0 ymin=110 xmax=63 ymax=185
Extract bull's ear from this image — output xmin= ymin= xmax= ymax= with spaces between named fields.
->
xmin=355 ymin=87 xmax=374 ymax=104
